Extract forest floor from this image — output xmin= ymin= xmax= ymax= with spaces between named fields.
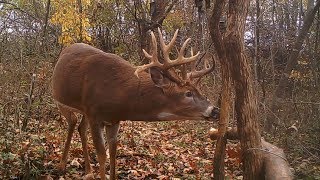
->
xmin=0 ymin=113 xmax=243 ymax=179
xmin=1 ymin=86 xmax=319 ymax=179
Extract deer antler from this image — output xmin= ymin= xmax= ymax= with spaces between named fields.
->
xmin=134 ymin=28 xmax=200 ymax=79
xmin=158 ymin=28 xmax=200 ymax=69
xmin=134 ymin=31 xmax=160 ymax=77
xmin=187 ymin=53 xmax=215 ymax=81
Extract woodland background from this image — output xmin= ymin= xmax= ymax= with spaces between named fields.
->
xmin=0 ymin=0 xmax=319 ymax=179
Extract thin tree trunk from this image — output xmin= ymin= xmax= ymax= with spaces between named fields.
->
xmin=254 ymin=0 xmax=260 ymax=82
xmin=209 ymin=1 xmax=231 ymax=179
xmin=314 ymin=9 xmax=320 ymax=86
xmin=77 ymin=0 xmax=83 ymax=42
xmin=135 ymin=0 xmax=176 ymax=64
xmin=209 ymin=0 xmax=264 ymax=178
xmin=41 ymin=0 xmax=50 ymax=54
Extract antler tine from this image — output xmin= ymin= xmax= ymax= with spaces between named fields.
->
xmin=134 ymin=31 xmax=161 ymax=77
xmin=135 ymin=28 xmax=202 ymax=79
xmin=157 ymin=28 xmax=200 ymax=68
xmin=158 ymin=28 xmax=179 ymax=63
xmin=187 ymin=55 xmax=215 ymax=80
xmin=182 ymin=47 xmax=194 ymax=80
xmin=171 ymin=36 xmax=200 ymax=67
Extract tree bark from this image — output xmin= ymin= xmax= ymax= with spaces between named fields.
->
xmin=209 ymin=0 xmax=264 ymax=179
xmin=209 ymin=0 xmax=231 ymax=179
xmin=209 ymin=128 xmax=293 ymax=179
xmin=77 ymin=0 xmax=83 ymax=42
xmin=226 ymin=1 xmax=264 ymax=179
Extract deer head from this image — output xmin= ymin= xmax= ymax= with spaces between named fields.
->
xmin=134 ymin=28 xmax=218 ymax=121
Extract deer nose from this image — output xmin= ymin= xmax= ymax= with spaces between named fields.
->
xmin=211 ymin=107 xmax=220 ymax=119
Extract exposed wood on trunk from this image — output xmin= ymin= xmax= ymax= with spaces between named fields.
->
xmin=209 ymin=127 xmax=238 ymax=140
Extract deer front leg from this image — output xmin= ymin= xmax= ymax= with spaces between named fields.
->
xmin=106 ymin=122 xmax=120 ymax=180
xmin=78 ymin=115 xmax=92 ymax=174
xmin=89 ymin=119 xmax=107 ymax=180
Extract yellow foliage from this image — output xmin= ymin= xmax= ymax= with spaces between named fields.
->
xmin=289 ymin=69 xmax=313 ymax=80
xmin=289 ymin=70 xmax=302 ymax=79
xmin=298 ymin=60 xmax=309 ymax=65
xmin=50 ymin=0 xmax=92 ymax=45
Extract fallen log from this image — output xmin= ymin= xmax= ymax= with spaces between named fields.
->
xmin=209 ymin=128 xmax=294 ymax=179
xmin=261 ymin=139 xmax=293 ymax=180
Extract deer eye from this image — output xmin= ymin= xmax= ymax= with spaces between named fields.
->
xmin=185 ymin=91 xmax=193 ymax=97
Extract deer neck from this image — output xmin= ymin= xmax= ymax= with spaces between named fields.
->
xmin=126 ymin=73 xmax=169 ymax=121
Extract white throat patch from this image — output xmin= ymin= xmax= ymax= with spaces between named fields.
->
xmin=157 ymin=112 xmax=176 ymax=119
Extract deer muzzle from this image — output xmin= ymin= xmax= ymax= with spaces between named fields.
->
xmin=211 ymin=106 xmax=220 ymax=120
xmin=202 ymin=106 xmax=220 ymax=120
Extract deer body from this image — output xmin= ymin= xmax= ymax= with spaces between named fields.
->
xmin=53 ymin=29 xmax=218 ymax=179
xmin=54 ymin=43 xmax=159 ymax=121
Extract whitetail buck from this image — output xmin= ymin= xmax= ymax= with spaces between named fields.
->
xmin=52 ymin=28 xmax=219 ymax=179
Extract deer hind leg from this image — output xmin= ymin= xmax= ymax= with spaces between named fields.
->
xmin=88 ymin=119 xmax=107 ymax=180
xmin=106 ymin=123 xmax=120 ymax=180
xmin=78 ymin=115 xmax=92 ymax=174
xmin=58 ymin=104 xmax=77 ymax=172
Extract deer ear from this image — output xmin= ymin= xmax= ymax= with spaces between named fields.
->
xmin=150 ymin=67 xmax=171 ymax=88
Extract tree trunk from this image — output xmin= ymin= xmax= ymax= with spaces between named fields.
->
xmin=209 ymin=0 xmax=264 ymax=179
xmin=41 ymin=0 xmax=50 ymax=54
xmin=209 ymin=129 xmax=293 ymax=179
xmin=77 ymin=0 xmax=83 ymax=42
xmin=209 ymin=0 xmax=231 ymax=179
xmin=226 ymin=1 xmax=264 ymax=178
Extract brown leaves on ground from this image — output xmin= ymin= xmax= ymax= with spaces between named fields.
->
xmin=0 ymin=114 xmax=243 ymax=179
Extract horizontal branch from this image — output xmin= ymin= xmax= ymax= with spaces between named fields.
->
xmin=209 ymin=127 xmax=238 ymax=140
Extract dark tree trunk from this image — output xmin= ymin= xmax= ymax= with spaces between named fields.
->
xmin=77 ymin=0 xmax=83 ymax=42
xmin=275 ymin=0 xmax=320 ymax=98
